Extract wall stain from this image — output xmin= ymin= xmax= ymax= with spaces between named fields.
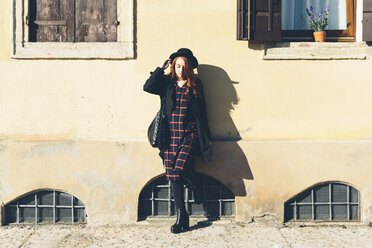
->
xmin=347 ymin=148 xmax=371 ymax=167
xmin=248 ymin=186 xmax=256 ymax=199
xmin=74 ymin=170 xmax=126 ymax=196
xmin=238 ymin=128 xmax=252 ymax=136
xmin=116 ymin=142 xmax=126 ymax=151
xmin=20 ymin=142 xmax=80 ymax=159
xmin=0 ymin=145 xmax=6 ymax=152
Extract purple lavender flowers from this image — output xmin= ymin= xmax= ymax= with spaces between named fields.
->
xmin=306 ymin=6 xmax=329 ymax=31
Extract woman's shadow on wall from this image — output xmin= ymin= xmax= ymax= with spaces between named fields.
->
xmin=195 ymin=64 xmax=253 ymax=197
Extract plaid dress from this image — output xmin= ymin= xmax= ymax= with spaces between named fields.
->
xmin=164 ymin=82 xmax=199 ymax=182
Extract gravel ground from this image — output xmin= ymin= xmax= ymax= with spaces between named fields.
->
xmin=1 ymin=218 xmax=372 ymax=248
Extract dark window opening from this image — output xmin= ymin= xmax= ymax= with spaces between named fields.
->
xmin=4 ymin=190 xmax=86 ymax=225
xmin=284 ymin=182 xmax=359 ymax=222
xmin=138 ymin=174 xmax=235 ymax=220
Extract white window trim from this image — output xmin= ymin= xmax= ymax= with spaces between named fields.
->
xmin=356 ymin=0 xmax=364 ymax=42
xmin=11 ymin=0 xmax=134 ymax=59
xmin=262 ymin=0 xmax=369 ymax=60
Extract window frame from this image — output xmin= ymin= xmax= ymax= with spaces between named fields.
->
xmin=238 ymin=0 xmax=360 ymax=42
xmin=284 ymin=182 xmax=360 ymax=222
xmin=138 ymin=174 xmax=235 ymax=220
xmin=282 ymin=0 xmax=356 ymax=42
xmin=4 ymin=190 xmax=86 ymax=225
xmin=11 ymin=0 xmax=134 ymax=59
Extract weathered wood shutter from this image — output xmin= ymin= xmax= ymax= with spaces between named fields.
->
xmin=237 ymin=0 xmax=249 ymax=40
xmin=29 ymin=0 xmax=74 ymax=42
xmin=363 ymin=0 xmax=372 ymax=41
xmin=75 ymin=0 xmax=118 ymax=42
xmin=250 ymin=0 xmax=281 ymax=41
xmin=29 ymin=0 xmax=118 ymax=42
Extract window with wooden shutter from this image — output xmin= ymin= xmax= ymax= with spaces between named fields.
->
xmin=237 ymin=0 xmax=356 ymax=42
xmin=28 ymin=0 xmax=118 ymax=42
xmin=363 ymin=0 xmax=372 ymax=41
xmin=13 ymin=0 xmax=134 ymax=59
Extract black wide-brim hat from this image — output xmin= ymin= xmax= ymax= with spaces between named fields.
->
xmin=169 ymin=48 xmax=198 ymax=69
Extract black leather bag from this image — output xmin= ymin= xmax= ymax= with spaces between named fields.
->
xmin=147 ymin=102 xmax=169 ymax=148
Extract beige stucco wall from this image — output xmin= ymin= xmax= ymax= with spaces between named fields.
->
xmin=1 ymin=140 xmax=371 ymax=224
xmin=0 ymin=0 xmax=372 ymax=224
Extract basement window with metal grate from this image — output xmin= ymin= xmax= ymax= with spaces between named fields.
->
xmin=138 ymin=174 xmax=235 ymax=220
xmin=4 ymin=190 xmax=86 ymax=224
xmin=284 ymin=182 xmax=359 ymax=222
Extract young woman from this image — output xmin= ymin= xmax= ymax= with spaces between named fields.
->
xmin=143 ymin=48 xmax=212 ymax=234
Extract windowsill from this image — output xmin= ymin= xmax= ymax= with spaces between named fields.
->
xmin=12 ymin=42 xmax=134 ymax=59
xmin=263 ymin=42 xmax=369 ymax=60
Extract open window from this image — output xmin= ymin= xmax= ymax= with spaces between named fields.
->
xmin=238 ymin=0 xmax=371 ymax=42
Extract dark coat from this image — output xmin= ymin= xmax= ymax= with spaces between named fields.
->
xmin=143 ymin=67 xmax=212 ymax=162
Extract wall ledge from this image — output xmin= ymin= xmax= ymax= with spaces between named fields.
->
xmin=263 ymin=42 xmax=369 ymax=60
xmin=12 ymin=42 xmax=134 ymax=60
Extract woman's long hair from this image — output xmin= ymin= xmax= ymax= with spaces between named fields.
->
xmin=169 ymin=56 xmax=201 ymax=97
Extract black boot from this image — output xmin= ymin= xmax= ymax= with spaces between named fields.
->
xmin=171 ymin=208 xmax=189 ymax=234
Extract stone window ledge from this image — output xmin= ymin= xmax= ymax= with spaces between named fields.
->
xmin=12 ymin=42 xmax=134 ymax=59
xmin=263 ymin=42 xmax=369 ymax=60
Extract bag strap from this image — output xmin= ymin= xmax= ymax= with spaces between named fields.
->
xmin=159 ymin=95 xmax=166 ymax=117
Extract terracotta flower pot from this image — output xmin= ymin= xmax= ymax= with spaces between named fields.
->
xmin=313 ymin=31 xmax=326 ymax=42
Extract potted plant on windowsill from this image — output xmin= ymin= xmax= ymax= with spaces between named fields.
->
xmin=306 ymin=6 xmax=329 ymax=42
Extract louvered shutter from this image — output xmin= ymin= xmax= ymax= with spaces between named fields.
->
xmin=250 ymin=0 xmax=281 ymax=41
xmin=237 ymin=0 xmax=250 ymax=40
xmin=75 ymin=0 xmax=118 ymax=42
xmin=29 ymin=0 xmax=74 ymax=42
xmin=363 ymin=0 xmax=372 ymax=41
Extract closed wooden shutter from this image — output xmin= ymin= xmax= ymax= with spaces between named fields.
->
xmin=250 ymin=0 xmax=281 ymax=41
xmin=237 ymin=0 xmax=250 ymax=40
xmin=29 ymin=0 xmax=74 ymax=42
xmin=363 ymin=0 xmax=372 ymax=41
xmin=75 ymin=0 xmax=118 ymax=42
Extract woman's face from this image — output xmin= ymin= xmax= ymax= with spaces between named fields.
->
xmin=174 ymin=57 xmax=186 ymax=79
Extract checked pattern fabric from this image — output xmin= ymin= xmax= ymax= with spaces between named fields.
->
xmin=163 ymin=82 xmax=198 ymax=182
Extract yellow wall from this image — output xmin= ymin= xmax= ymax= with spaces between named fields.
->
xmin=1 ymin=0 xmax=371 ymax=141
xmin=0 ymin=0 xmax=372 ymax=224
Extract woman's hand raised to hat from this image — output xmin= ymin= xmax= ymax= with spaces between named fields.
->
xmin=160 ymin=59 xmax=171 ymax=70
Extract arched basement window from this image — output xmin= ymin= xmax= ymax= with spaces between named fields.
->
xmin=4 ymin=190 xmax=86 ymax=224
xmin=138 ymin=174 xmax=235 ymax=219
xmin=284 ymin=182 xmax=359 ymax=222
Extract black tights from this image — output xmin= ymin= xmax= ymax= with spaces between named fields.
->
xmin=171 ymin=169 xmax=201 ymax=211
xmin=171 ymin=181 xmax=186 ymax=211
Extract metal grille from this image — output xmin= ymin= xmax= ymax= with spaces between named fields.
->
xmin=4 ymin=190 xmax=86 ymax=224
xmin=285 ymin=182 xmax=359 ymax=222
xmin=138 ymin=174 xmax=235 ymax=219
